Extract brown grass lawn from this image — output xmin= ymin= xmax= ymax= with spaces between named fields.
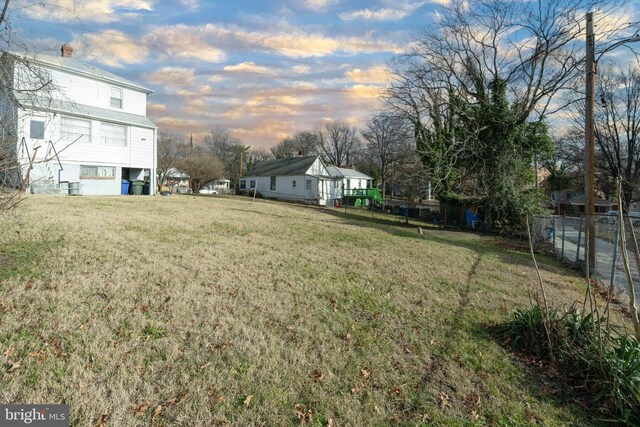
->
xmin=0 ymin=195 xmax=623 ymax=426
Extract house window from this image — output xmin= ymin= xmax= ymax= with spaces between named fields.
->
xmin=100 ymin=122 xmax=127 ymax=147
xmin=240 ymin=180 xmax=246 ymax=189
xmin=110 ymin=87 xmax=123 ymax=109
xmin=80 ymin=165 xmax=115 ymax=179
xmin=270 ymin=176 xmax=276 ymax=191
xmin=333 ymin=180 xmax=339 ymax=189
xmin=61 ymin=116 xmax=91 ymax=144
xmin=30 ymin=120 xmax=44 ymax=139
xmin=306 ymin=179 xmax=311 ymax=191
xmin=250 ymin=180 xmax=255 ymax=188
xmin=292 ymin=180 xmax=296 ymax=188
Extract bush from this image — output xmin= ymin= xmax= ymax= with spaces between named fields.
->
xmin=498 ymin=306 xmax=640 ymax=424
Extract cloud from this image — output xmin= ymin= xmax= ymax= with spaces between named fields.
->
xmin=292 ymin=65 xmax=311 ymax=74
xmin=154 ymin=117 xmax=203 ymax=133
xmin=145 ymin=22 xmax=402 ymax=59
xmin=72 ymin=31 xmax=148 ymax=67
xmin=147 ymin=102 xmax=167 ymax=115
xmin=144 ymin=26 xmax=227 ymax=63
xmin=178 ymin=0 xmax=198 ymax=10
xmin=345 ymin=66 xmax=390 ymax=84
xmin=16 ymin=0 xmax=153 ymax=24
xmin=143 ymin=67 xmax=196 ymax=86
xmin=296 ymin=0 xmax=339 ymax=12
xmin=346 ymin=84 xmax=382 ymax=100
xmin=224 ymin=62 xmax=275 ymax=75
xmin=339 ymin=2 xmax=426 ymax=21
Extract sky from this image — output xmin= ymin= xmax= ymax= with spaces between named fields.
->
xmin=8 ymin=0 xmax=448 ymax=148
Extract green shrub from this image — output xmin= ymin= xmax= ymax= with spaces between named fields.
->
xmin=498 ymin=306 xmax=640 ymax=424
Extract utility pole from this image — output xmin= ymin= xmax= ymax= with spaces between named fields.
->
xmin=585 ymin=11 xmax=596 ymax=274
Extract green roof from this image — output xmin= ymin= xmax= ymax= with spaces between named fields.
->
xmin=243 ymin=156 xmax=319 ymax=177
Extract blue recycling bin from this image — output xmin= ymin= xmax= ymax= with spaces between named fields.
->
xmin=143 ymin=182 xmax=149 ymax=195
xmin=121 ymin=180 xmax=130 ymax=195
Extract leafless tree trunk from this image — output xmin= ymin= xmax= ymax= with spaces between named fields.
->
xmin=1 ymin=0 xmax=61 ymax=213
xmin=204 ymin=127 xmax=248 ymax=185
xmin=361 ymin=112 xmax=413 ymax=199
xmin=271 ymin=131 xmax=318 ymax=158
xmin=314 ymin=121 xmax=361 ymax=167
xmin=156 ymin=130 xmax=186 ymax=191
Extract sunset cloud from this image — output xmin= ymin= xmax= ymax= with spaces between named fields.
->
xmin=224 ymin=62 xmax=275 ymax=75
xmin=144 ymin=67 xmax=196 ymax=87
xmin=143 ymin=22 xmax=402 ymax=59
xmin=72 ymin=31 xmax=148 ymax=67
xmin=345 ymin=66 xmax=390 ymax=84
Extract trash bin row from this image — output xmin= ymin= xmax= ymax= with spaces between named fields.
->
xmin=121 ymin=180 xmax=149 ymax=195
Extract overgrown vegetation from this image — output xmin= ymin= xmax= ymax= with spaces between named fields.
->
xmin=498 ymin=306 xmax=640 ymax=424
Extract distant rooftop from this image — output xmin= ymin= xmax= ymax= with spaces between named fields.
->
xmin=326 ymin=165 xmax=372 ymax=180
xmin=243 ymin=156 xmax=319 ymax=177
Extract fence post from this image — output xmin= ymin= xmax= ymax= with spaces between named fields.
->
xmin=611 ymin=219 xmax=620 ymax=290
xmin=576 ymin=216 xmax=584 ymax=265
xmin=562 ymin=215 xmax=566 ymax=259
xmin=552 ymin=216 xmax=556 ymax=256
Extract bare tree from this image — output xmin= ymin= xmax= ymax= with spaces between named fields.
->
xmin=271 ymin=131 xmax=317 ymax=158
xmin=591 ymin=65 xmax=640 ymax=210
xmin=559 ymin=64 xmax=640 ymax=210
xmin=204 ymin=127 xmax=247 ymax=185
xmin=156 ymin=129 xmax=186 ymax=191
xmin=361 ymin=112 xmax=413 ymax=198
xmin=244 ymin=147 xmax=271 ymax=172
xmin=394 ymin=153 xmax=431 ymax=223
xmin=1 ymin=0 xmax=58 ymax=212
xmin=176 ymin=145 xmax=225 ymax=193
xmin=385 ymin=0 xmax=629 ymax=225
xmin=314 ymin=121 xmax=361 ymax=166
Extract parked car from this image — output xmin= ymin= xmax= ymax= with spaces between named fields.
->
xmin=199 ymin=187 xmax=218 ymax=195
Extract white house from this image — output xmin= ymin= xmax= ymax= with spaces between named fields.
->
xmin=326 ymin=166 xmax=373 ymax=191
xmin=240 ymin=156 xmax=342 ymax=206
xmin=0 ymin=44 xmax=157 ymax=195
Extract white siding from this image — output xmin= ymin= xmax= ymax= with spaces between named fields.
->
xmin=7 ymin=55 xmax=156 ymax=196
xmin=45 ymin=67 xmax=147 ymax=116
xmin=243 ymin=175 xmax=321 ymax=203
xmin=240 ymin=174 xmax=343 ymax=206
xmin=16 ymin=111 xmax=153 ymax=169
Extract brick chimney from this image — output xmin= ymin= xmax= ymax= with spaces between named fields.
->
xmin=61 ymin=44 xmax=73 ymax=58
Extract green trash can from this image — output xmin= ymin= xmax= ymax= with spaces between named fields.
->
xmin=130 ymin=180 xmax=144 ymax=195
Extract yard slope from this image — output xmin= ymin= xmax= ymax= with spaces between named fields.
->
xmin=0 ymin=195 xmax=613 ymax=425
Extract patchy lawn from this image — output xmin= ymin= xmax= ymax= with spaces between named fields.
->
xmin=0 ymin=195 xmax=622 ymax=425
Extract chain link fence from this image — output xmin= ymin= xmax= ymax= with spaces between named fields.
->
xmin=532 ymin=214 xmax=640 ymax=301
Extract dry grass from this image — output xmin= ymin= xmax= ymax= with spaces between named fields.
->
xmin=0 ymin=195 xmax=625 ymax=426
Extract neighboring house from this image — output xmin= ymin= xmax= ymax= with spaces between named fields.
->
xmin=551 ymin=191 xmax=612 ymax=215
xmin=207 ymin=178 xmax=231 ymax=194
xmin=240 ymin=156 xmax=341 ymax=206
xmin=0 ymin=44 xmax=157 ymax=195
xmin=164 ymin=168 xmax=190 ymax=193
xmin=325 ymin=166 xmax=372 ymax=191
